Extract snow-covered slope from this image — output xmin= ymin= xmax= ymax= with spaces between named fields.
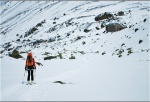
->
xmin=0 ymin=1 xmax=149 ymax=101
xmin=0 ymin=1 xmax=149 ymax=58
xmin=1 ymin=54 xmax=149 ymax=101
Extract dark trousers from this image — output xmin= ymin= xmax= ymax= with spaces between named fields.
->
xmin=27 ymin=66 xmax=34 ymax=81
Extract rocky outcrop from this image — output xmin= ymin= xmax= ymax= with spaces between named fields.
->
xmin=9 ymin=50 xmax=23 ymax=59
xmin=95 ymin=12 xmax=114 ymax=21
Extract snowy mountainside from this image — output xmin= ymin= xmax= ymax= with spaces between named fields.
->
xmin=0 ymin=1 xmax=150 ymax=101
xmin=0 ymin=1 xmax=149 ymax=60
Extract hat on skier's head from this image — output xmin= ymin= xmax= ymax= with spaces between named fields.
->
xmin=28 ymin=52 xmax=32 ymax=57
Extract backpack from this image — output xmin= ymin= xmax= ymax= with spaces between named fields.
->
xmin=26 ymin=56 xmax=34 ymax=66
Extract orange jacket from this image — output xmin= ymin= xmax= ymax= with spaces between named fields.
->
xmin=25 ymin=58 xmax=36 ymax=68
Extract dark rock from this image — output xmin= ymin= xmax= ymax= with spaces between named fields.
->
xmin=129 ymin=25 xmax=132 ymax=28
xmin=139 ymin=39 xmax=143 ymax=44
xmin=0 ymin=50 xmax=5 ymax=54
xmin=102 ymin=51 xmax=106 ymax=55
xmin=3 ymin=43 xmax=12 ymax=49
xmin=96 ymin=27 xmax=100 ymax=30
xmin=48 ymin=37 xmax=56 ymax=42
xmin=143 ymin=18 xmax=147 ymax=22
xmin=129 ymin=10 xmax=131 ymax=13
xmin=57 ymin=34 xmax=61 ymax=38
xmin=44 ymin=56 xmax=57 ymax=60
xmin=75 ymin=36 xmax=85 ymax=41
xmin=118 ymin=55 xmax=122 ymax=58
xmin=8 ymin=48 xmax=13 ymax=51
xmin=53 ymin=22 xmax=56 ymax=24
xmin=24 ymin=27 xmax=38 ymax=37
xmin=58 ymin=52 xmax=63 ymax=59
xmin=82 ymin=41 xmax=86 ymax=45
xmin=16 ymin=39 xmax=20 ymax=42
xmin=117 ymin=11 xmax=124 ymax=16
xmin=9 ymin=50 xmax=23 ymax=59
xmin=127 ymin=48 xmax=133 ymax=55
xmin=53 ymin=81 xmax=66 ymax=84
xmin=69 ymin=54 xmax=75 ymax=59
xmin=33 ymin=39 xmax=46 ymax=45
xmin=54 ymin=17 xmax=58 ymax=20
xmin=84 ymin=29 xmax=90 ymax=33
xmin=121 ymin=43 xmax=125 ymax=46
xmin=101 ymin=23 xmax=105 ymax=28
xmin=67 ymin=33 xmax=70 ymax=37
xmin=135 ymin=28 xmax=138 ymax=32
xmin=95 ymin=12 xmax=114 ymax=21
xmin=106 ymin=23 xmax=126 ymax=32
xmin=78 ymin=51 xmax=85 ymax=55
xmin=20 ymin=35 xmax=22 ymax=38
xmin=36 ymin=23 xmax=43 ymax=27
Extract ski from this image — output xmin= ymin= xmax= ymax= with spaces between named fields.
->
xmin=22 ymin=81 xmax=36 ymax=85
xmin=31 ymin=82 xmax=36 ymax=84
xmin=26 ymin=82 xmax=32 ymax=85
xmin=29 ymin=82 xmax=36 ymax=85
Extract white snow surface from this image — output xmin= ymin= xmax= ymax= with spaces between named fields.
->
xmin=1 ymin=53 xmax=149 ymax=101
xmin=0 ymin=1 xmax=150 ymax=101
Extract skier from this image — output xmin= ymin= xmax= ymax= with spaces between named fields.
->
xmin=25 ymin=52 xmax=36 ymax=84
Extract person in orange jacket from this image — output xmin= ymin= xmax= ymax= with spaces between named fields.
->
xmin=25 ymin=52 xmax=36 ymax=84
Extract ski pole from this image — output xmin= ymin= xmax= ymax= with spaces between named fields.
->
xmin=22 ymin=71 xmax=26 ymax=84
xmin=24 ymin=71 xmax=26 ymax=76
xmin=34 ymin=69 xmax=36 ymax=77
xmin=34 ymin=69 xmax=36 ymax=82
